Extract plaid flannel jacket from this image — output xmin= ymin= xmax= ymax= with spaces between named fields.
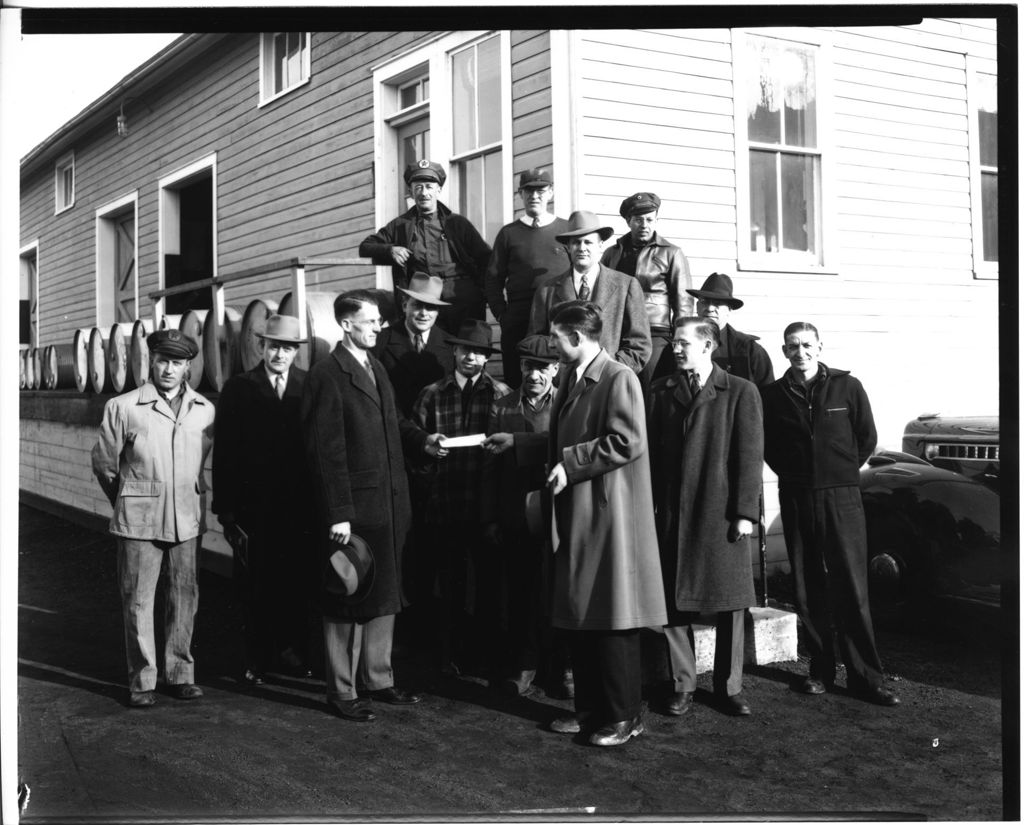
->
xmin=413 ymin=370 xmax=512 ymax=524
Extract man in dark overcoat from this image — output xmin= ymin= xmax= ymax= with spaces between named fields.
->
xmin=526 ymin=211 xmax=651 ymax=375
xmin=212 ymin=314 xmax=315 ymax=684
xmin=648 ymin=317 xmax=764 ymax=719
xmin=545 ymin=301 xmax=667 ymax=747
xmin=302 ymin=290 xmax=445 ymax=722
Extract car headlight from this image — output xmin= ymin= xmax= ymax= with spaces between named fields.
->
xmin=924 ymin=444 xmax=939 ymax=460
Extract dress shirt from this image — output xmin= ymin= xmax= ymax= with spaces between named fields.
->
xmin=519 ymin=212 xmax=558 ymax=228
xmin=572 ymin=264 xmax=600 ymax=299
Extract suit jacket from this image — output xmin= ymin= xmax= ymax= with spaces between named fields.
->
xmin=548 ymin=349 xmax=667 ymax=631
xmin=372 ymin=323 xmax=454 ymax=418
xmin=527 ymin=264 xmax=652 ymax=374
xmin=648 ymin=365 xmax=763 ymax=613
xmin=211 ymin=365 xmax=311 ymax=531
xmin=301 ymin=344 xmax=427 ymax=619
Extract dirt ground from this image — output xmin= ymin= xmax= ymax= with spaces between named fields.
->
xmin=15 ymin=504 xmax=1015 ymax=821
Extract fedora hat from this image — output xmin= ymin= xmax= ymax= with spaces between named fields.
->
xmin=397 ymin=273 xmax=451 ymax=307
xmin=444 ymin=319 xmax=500 ymax=355
xmin=686 ymin=272 xmax=744 ymax=310
xmin=555 ymin=210 xmax=614 ymax=243
xmin=324 ymin=534 xmax=375 ymax=604
xmin=256 ymin=314 xmax=307 ymax=344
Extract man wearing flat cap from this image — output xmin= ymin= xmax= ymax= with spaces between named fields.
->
xmin=359 ymin=159 xmax=492 ymax=335
xmin=413 ymin=319 xmax=512 ymax=676
xmin=527 ymin=210 xmax=651 ymax=375
xmin=484 ymin=169 xmax=571 ymax=388
xmin=602 ymin=192 xmax=694 ymax=391
xmin=482 ymin=335 xmax=572 ymax=698
xmin=92 ymin=328 xmax=215 ymax=708
xmin=213 ymin=314 xmax=315 ymax=685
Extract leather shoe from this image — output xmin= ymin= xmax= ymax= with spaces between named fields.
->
xmin=171 ymin=683 xmax=203 ymax=700
xmin=549 ymin=712 xmax=590 ymax=734
xmin=717 ymin=692 xmax=751 ymax=716
xmin=129 ymin=690 xmax=156 ymax=708
xmin=855 ymin=684 xmax=901 ymax=707
xmin=666 ymin=691 xmax=694 ymax=717
xmin=241 ymin=669 xmax=265 ymax=687
xmin=367 ymin=687 xmax=421 ymax=705
xmin=801 ymin=677 xmax=827 ymax=695
xmin=589 ymin=713 xmax=645 ymax=747
xmin=502 ymin=669 xmax=536 ymax=696
xmin=327 ymin=698 xmax=376 ymax=722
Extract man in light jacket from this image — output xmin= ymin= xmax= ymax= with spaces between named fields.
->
xmin=92 ymin=329 xmax=215 ymax=709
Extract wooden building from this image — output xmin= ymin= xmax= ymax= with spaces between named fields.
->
xmin=19 ymin=21 xmax=1002 ymax=572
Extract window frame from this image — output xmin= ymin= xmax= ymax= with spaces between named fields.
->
xmin=96 ymin=192 xmax=140 ymax=327
xmin=732 ymin=28 xmax=837 ymax=275
xmin=20 ymin=241 xmax=39 ymax=349
xmin=54 ymin=152 xmax=75 ymax=214
xmin=258 ymin=32 xmax=311 ymax=107
xmin=967 ymin=56 xmax=998 ymax=281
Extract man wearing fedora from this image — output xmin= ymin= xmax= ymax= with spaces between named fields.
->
xmin=483 ymin=168 xmax=571 ymax=389
xmin=482 ymin=335 xmax=572 ymax=699
xmin=303 ymin=290 xmax=447 ymax=722
xmin=92 ymin=329 xmax=215 ymax=708
xmin=601 ymin=192 xmax=694 ymax=391
xmin=413 ymin=319 xmax=512 ymax=676
xmin=527 ymin=210 xmax=651 ymax=375
xmin=359 ymin=159 xmax=492 ymax=334
xmin=212 ymin=314 xmax=315 ymax=685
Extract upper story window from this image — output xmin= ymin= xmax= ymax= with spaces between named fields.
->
xmin=735 ymin=31 xmax=832 ymax=272
xmin=55 ymin=153 xmax=75 ymax=214
xmin=970 ymin=69 xmax=997 ymax=277
xmin=259 ymin=32 xmax=310 ymax=105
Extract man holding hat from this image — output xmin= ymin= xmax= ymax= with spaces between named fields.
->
xmin=359 ymin=159 xmax=492 ymax=334
xmin=601 ymin=192 xmax=694 ymax=391
xmin=527 ymin=210 xmax=651 ymax=375
xmin=413 ymin=319 xmax=512 ymax=676
xmin=92 ymin=328 xmax=215 ymax=708
xmin=483 ymin=169 xmax=571 ymax=388
xmin=212 ymin=314 xmax=315 ymax=685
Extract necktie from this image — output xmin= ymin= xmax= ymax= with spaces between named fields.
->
xmin=460 ymin=378 xmax=474 ymax=425
xmin=275 ymin=374 xmax=285 ymax=399
xmin=578 ymin=272 xmax=590 ymax=301
xmin=415 ymin=333 xmax=425 ymax=353
xmin=688 ymin=371 xmax=701 ymax=397
xmin=532 ymin=217 xmax=540 ymax=228
xmin=364 ymin=359 xmax=377 ymax=387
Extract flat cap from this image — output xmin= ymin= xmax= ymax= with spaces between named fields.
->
xmin=147 ymin=328 xmax=199 ymax=359
xmin=516 ymin=334 xmax=559 ymax=363
xmin=620 ymin=192 xmax=661 ymax=220
xmin=518 ymin=168 xmax=553 ymax=189
xmin=404 ymin=159 xmax=446 ymax=187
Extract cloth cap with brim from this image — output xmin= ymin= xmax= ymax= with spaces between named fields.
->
xmin=324 ymin=534 xmax=375 ymax=604
xmin=516 ymin=334 xmax=559 ymax=363
xmin=444 ymin=319 xmax=500 ymax=355
xmin=398 ymin=273 xmax=451 ymax=307
xmin=685 ymin=272 xmax=744 ymax=310
xmin=619 ymin=192 xmax=661 ymax=220
xmin=147 ymin=329 xmax=199 ymax=360
xmin=518 ymin=168 xmax=553 ymax=189
xmin=256 ymin=313 xmax=307 ymax=343
xmin=404 ymin=159 xmax=446 ymax=187
xmin=555 ymin=210 xmax=614 ymax=243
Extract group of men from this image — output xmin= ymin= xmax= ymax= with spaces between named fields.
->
xmin=91 ymin=159 xmax=898 ymax=748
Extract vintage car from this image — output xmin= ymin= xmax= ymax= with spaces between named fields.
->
xmin=900 ymin=413 xmax=999 ymax=489
xmin=860 ymin=449 xmax=1002 ymax=624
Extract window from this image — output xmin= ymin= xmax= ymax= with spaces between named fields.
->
xmin=259 ymin=32 xmax=310 ymax=104
xmin=55 ymin=153 xmax=74 ymax=213
xmin=735 ymin=31 xmax=832 ymax=272
xmin=20 ymin=244 xmax=38 ymax=347
xmin=969 ymin=66 xmax=998 ymax=278
xmin=96 ymin=193 xmax=139 ymax=326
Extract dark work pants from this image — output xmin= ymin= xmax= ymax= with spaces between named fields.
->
xmin=779 ymin=484 xmax=884 ymax=690
xmin=498 ymin=305 xmax=531 ymax=389
xmin=665 ymin=609 xmax=745 ymax=696
xmin=639 ymin=333 xmax=673 ymax=396
xmin=568 ymin=629 xmax=642 ymax=723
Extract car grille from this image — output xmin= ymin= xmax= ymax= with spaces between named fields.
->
xmin=934 ymin=443 xmax=999 ymax=462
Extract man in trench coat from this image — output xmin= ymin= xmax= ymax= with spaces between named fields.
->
xmin=648 ymin=317 xmax=764 ymax=719
xmin=545 ymin=300 xmax=667 ymax=747
xmin=302 ymin=289 xmax=445 ymax=723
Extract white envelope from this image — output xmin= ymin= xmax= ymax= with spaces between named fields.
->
xmin=439 ymin=433 xmax=487 ymax=448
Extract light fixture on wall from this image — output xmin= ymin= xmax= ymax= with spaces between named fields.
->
xmin=117 ymin=102 xmax=129 ymax=138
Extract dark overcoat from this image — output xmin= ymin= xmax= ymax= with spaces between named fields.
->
xmin=648 ymin=365 xmax=764 ymax=613
xmin=301 ymin=343 xmax=426 ymax=620
xmin=372 ymin=323 xmax=454 ymax=418
xmin=549 ymin=349 xmax=667 ymax=631
xmin=211 ymin=365 xmax=311 ymax=530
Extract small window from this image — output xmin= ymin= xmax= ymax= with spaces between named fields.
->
xmin=259 ymin=32 xmax=310 ymax=104
xmin=55 ymin=153 xmax=75 ymax=213
xmin=976 ymin=73 xmax=998 ymax=264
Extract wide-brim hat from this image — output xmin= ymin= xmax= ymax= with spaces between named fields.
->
xmin=397 ymin=273 xmax=451 ymax=307
xmin=404 ymin=159 xmax=446 ymax=187
xmin=324 ymin=534 xmax=375 ymax=604
xmin=147 ymin=328 xmax=199 ymax=359
xmin=516 ymin=334 xmax=559 ymax=364
xmin=555 ymin=210 xmax=614 ymax=243
xmin=686 ymin=272 xmax=744 ymax=310
xmin=444 ymin=319 xmax=500 ymax=355
xmin=256 ymin=313 xmax=307 ymax=343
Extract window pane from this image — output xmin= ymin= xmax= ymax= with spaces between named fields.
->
xmin=782 ymin=46 xmax=816 ymax=148
xmin=458 ymin=155 xmax=484 ymax=230
xmin=781 ymin=153 xmax=818 ymax=253
xmin=274 ymin=33 xmax=287 ymax=93
xmin=747 ymin=39 xmax=781 ymax=144
xmin=749 ymin=150 xmax=778 ymax=252
xmin=484 ymin=150 xmax=503 ymax=241
xmin=452 ymin=48 xmax=477 ymax=154
xmin=400 ymin=83 xmax=419 ymax=109
xmin=477 ymin=36 xmax=501 ymax=146
xmin=982 ymin=171 xmax=998 ymax=262
xmin=979 ymin=109 xmax=998 ymax=167
xmin=748 ymin=38 xmax=816 ymax=148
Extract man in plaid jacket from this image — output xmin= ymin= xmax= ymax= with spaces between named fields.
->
xmin=413 ymin=320 xmax=512 ymax=677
